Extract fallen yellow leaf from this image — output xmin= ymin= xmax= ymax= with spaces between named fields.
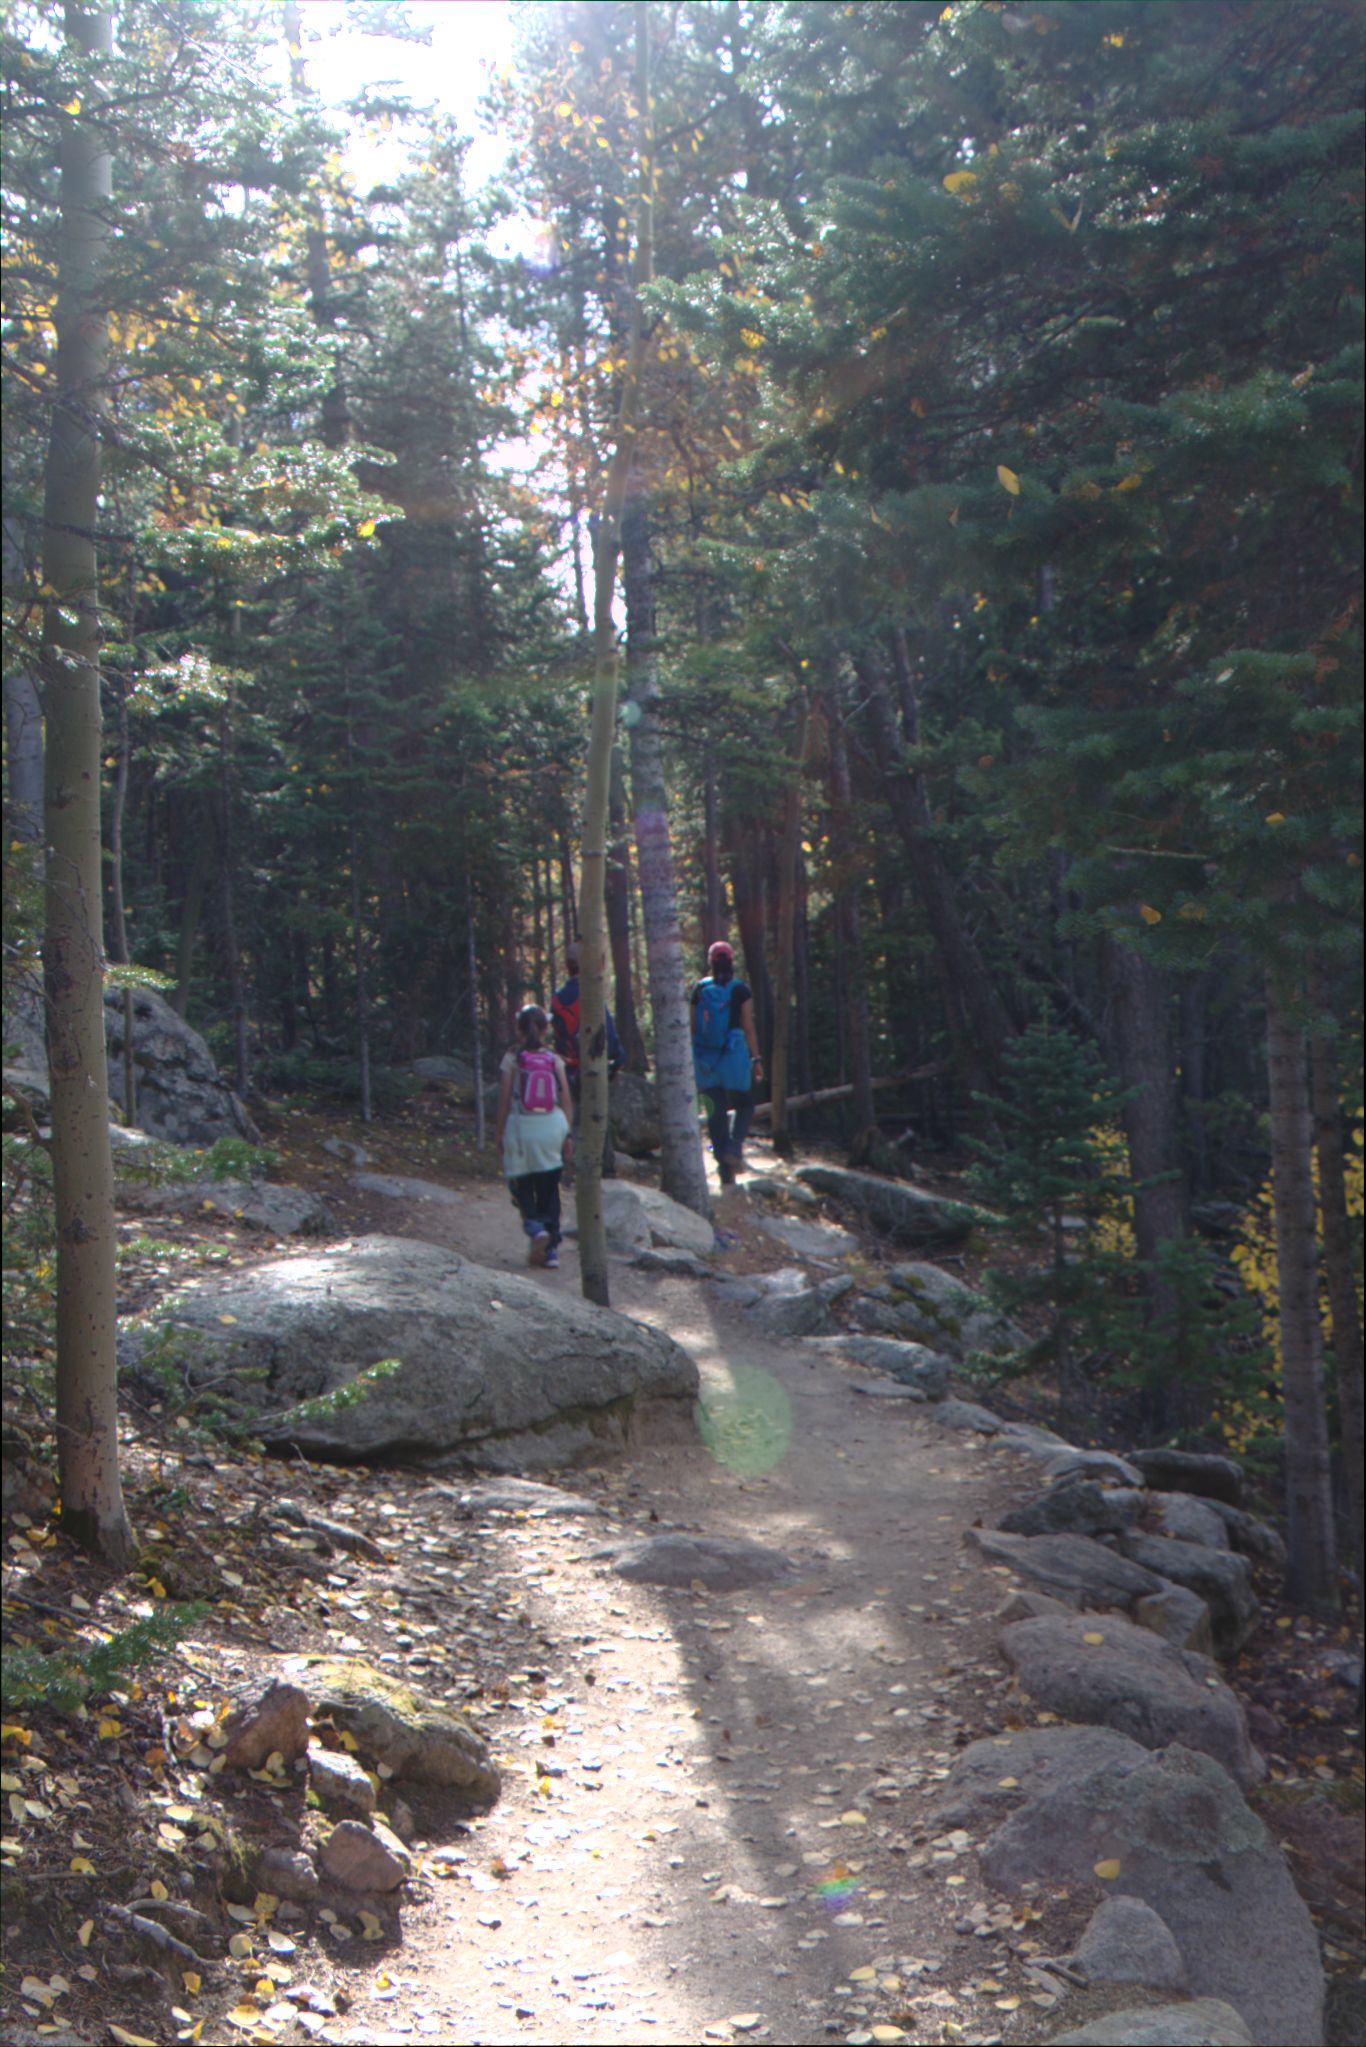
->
xmin=1082 ymin=1631 xmax=1106 ymax=1645
xmin=1094 ymin=1857 xmax=1122 ymax=1880
xmin=997 ymin=463 xmax=1021 ymax=495
xmin=182 ymin=1970 xmax=202 ymax=1995
xmin=69 ymin=1854 xmax=95 ymax=1874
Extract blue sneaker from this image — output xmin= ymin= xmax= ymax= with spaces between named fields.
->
xmin=544 ymin=1247 xmax=559 ymax=1269
xmin=528 ymin=1230 xmax=550 ymax=1267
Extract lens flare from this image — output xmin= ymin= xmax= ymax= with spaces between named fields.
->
xmin=697 ymin=1362 xmax=793 ymax=1477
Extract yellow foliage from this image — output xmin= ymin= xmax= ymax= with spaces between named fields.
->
xmin=1088 ymin=1121 xmax=1135 ymax=1259
xmin=1228 ymin=1115 xmax=1363 ymax=1450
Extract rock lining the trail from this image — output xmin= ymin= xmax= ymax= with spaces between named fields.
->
xmin=1047 ymin=2000 xmax=1254 ymax=2046
xmin=353 ymin=1171 xmax=463 ymax=1206
xmin=999 ymin=1611 xmax=1264 ymax=1787
xmin=981 ymin=1744 xmax=1319 ymax=2043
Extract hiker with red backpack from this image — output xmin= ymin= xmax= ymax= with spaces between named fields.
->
xmin=495 ymin=1004 xmax=573 ymax=1268
xmin=551 ymin=938 xmax=625 ymax=1175
xmin=692 ymin=940 xmax=763 ymax=1185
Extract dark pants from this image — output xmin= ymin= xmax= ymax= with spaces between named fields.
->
xmin=701 ymin=1085 xmax=755 ymax=1165
xmin=509 ymin=1169 xmax=562 ymax=1246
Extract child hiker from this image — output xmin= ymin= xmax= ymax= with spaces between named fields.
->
xmin=495 ymin=1003 xmax=574 ymax=1268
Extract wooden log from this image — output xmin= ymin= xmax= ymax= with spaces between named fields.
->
xmin=749 ymin=1064 xmax=950 ymax=1121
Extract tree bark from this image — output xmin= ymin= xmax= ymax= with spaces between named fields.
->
xmin=701 ymin=746 xmax=723 ymax=939
xmin=1308 ymin=966 xmax=1363 ymax=1602
xmin=1265 ymin=973 xmax=1338 ymax=1612
xmin=607 ymin=739 xmax=647 ymax=1070
xmin=824 ymin=682 xmax=874 ymax=1130
xmin=623 ymin=495 xmax=709 ymax=1215
xmin=40 ymin=0 xmax=134 ymax=1569
xmin=3 ymin=511 xmax=43 ymax=849
xmin=577 ymin=2 xmax=655 ymax=1303
xmin=768 ymin=699 xmax=809 ymax=1156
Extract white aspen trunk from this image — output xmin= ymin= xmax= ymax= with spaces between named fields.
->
xmin=577 ymin=2 xmax=654 ymax=1305
xmin=623 ymin=498 xmax=709 ymax=1216
xmin=42 ymin=0 xmax=134 ymax=1568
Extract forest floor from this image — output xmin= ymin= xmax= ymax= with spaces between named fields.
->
xmin=1 ymin=1090 xmax=1362 ymax=2047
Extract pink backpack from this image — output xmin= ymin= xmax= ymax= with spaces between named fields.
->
xmin=519 ymin=1049 xmax=557 ymax=1113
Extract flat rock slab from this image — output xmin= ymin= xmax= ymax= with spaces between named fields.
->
xmin=595 ymin=1532 xmax=799 ymax=1592
xmin=982 ymin=1745 xmax=1318 ymax=2044
xmin=1041 ymin=1449 xmax=1146 ymax=1486
xmin=601 ymin=1182 xmax=716 ymax=1258
xmin=757 ymin=1214 xmax=858 ymax=1259
xmin=302 ymin=1657 xmax=500 ymax=1807
xmin=933 ymin=1397 xmax=1004 ymax=1433
xmin=968 ymin=1527 xmax=1164 ymax=1611
xmin=116 ymin=1175 xmax=333 ymax=1236
xmin=930 ymin=1724 xmax=1150 ymax=1833
xmin=119 ymin=1235 xmax=698 ymax=1472
xmin=632 ymin=1248 xmax=714 ymax=1277
xmin=791 ymin=1164 xmax=980 ymax=1250
xmin=446 ymin=1477 xmax=605 ymax=1518
xmin=1048 ymin=2000 xmax=1253 ymax=2047
xmin=999 ymin=1612 xmax=1263 ymax=1787
xmin=353 ymin=1172 xmax=462 ymax=1205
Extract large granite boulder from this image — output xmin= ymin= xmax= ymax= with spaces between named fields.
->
xmin=790 ymin=1164 xmax=980 ymax=1250
xmin=6 ymin=979 xmax=256 ymax=1144
xmin=980 ymin=1744 xmax=1321 ymax=2045
xmin=106 ymin=987 xmax=258 ymax=1144
xmin=118 ymin=1235 xmax=698 ymax=1470
xmin=929 ymin=1724 xmax=1151 ymax=1833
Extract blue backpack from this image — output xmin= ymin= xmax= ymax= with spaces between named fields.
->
xmin=694 ymin=979 xmax=733 ymax=1053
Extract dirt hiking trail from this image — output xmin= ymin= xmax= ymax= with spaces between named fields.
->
xmin=323 ymin=1159 xmax=1094 ymax=2047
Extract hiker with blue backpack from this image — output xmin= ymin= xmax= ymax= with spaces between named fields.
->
xmin=495 ymin=1003 xmax=574 ymax=1268
xmin=691 ymin=940 xmax=763 ymax=1185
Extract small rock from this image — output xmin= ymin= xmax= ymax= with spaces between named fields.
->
xmin=1133 ymin=1583 xmax=1215 ymax=1657
xmin=387 ymin=1798 xmax=416 ymax=1843
xmin=1073 ymin=1895 xmax=1189 ymax=1992
xmin=309 ymin=1748 xmax=376 ymax=1817
xmin=257 ymin=1847 xmax=321 ymax=1903
xmin=307 ymin=1658 xmax=500 ymax=1806
xmin=317 ymin=1818 xmax=410 ymax=1892
xmin=221 ymin=1681 xmax=311 ymax=1771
